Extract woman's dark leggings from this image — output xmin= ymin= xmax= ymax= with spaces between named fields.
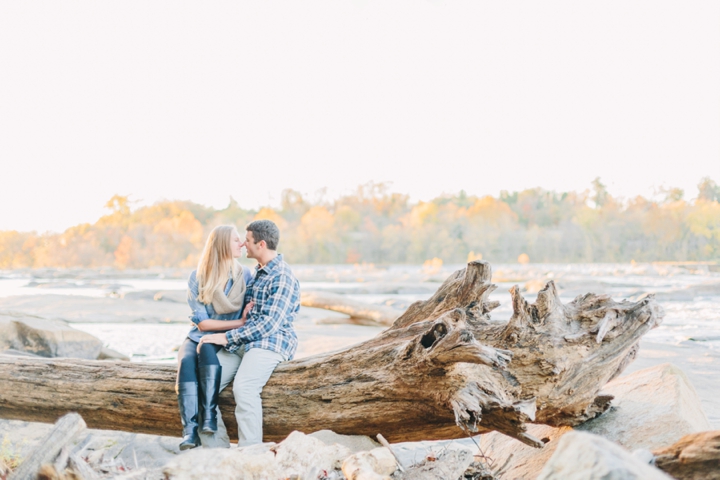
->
xmin=177 ymin=338 xmax=221 ymax=383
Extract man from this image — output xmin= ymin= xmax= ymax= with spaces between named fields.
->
xmin=198 ymin=219 xmax=299 ymax=447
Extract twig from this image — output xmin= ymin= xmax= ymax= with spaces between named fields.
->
xmin=493 ymin=453 xmax=514 ymax=478
xmin=461 ymin=426 xmax=494 ymax=469
xmin=376 ymin=434 xmax=405 ymax=472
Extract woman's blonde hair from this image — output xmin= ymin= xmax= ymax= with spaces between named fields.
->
xmin=196 ymin=225 xmax=240 ymax=304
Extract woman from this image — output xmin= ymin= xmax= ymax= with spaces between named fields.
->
xmin=177 ymin=225 xmax=254 ymax=450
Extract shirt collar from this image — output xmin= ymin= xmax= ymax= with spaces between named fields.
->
xmin=256 ymin=254 xmax=283 ymax=273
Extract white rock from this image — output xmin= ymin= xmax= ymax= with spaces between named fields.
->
xmin=398 ymin=449 xmax=474 ymax=480
xmin=309 ymin=429 xmax=380 ymax=454
xmin=163 ymin=430 xmax=350 ymax=480
xmin=480 ymin=363 xmax=710 ymax=479
xmin=342 ymin=447 xmax=397 ymax=480
xmin=576 ymin=362 xmax=710 ymax=449
xmin=0 ymin=313 xmax=103 ymax=359
xmin=273 ymin=430 xmax=351 ymax=476
xmin=537 ymin=431 xmax=672 ymax=480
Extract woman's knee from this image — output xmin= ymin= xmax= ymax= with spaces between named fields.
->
xmin=198 ymin=343 xmax=220 ymax=366
xmin=177 ymin=342 xmax=199 ymax=378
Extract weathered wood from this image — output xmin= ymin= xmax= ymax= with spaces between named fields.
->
xmin=9 ymin=413 xmax=86 ymax=480
xmin=301 ymin=290 xmax=400 ymax=325
xmin=0 ymin=262 xmax=663 ymax=446
xmin=653 ymin=430 xmax=720 ymax=480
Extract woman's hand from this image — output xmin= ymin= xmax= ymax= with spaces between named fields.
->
xmin=241 ymin=301 xmax=255 ymax=323
xmin=197 ymin=333 xmax=229 ymax=353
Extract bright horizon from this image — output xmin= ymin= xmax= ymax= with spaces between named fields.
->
xmin=1 ymin=1 xmax=719 ymax=233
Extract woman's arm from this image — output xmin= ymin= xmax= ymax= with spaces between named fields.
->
xmin=196 ymin=301 xmax=254 ymax=332
xmin=187 ymin=271 xmax=210 ymax=324
xmin=196 ymin=319 xmax=245 ymax=332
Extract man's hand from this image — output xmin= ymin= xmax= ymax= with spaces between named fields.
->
xmin=197 ymin=333 xmax=229 ymax=353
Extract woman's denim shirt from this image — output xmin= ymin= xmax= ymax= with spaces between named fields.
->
xmin=186 ymin=267 xmax=254 ymax=342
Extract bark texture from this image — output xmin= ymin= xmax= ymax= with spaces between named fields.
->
xmin=0 ymin=261 xmax=664 ymax=446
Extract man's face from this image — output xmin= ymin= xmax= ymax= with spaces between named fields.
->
xmin=243 ymin=231 xmax=262 ymax=260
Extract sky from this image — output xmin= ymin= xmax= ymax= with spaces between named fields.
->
xmin=1 ymin=1 xmax=718 ymax=233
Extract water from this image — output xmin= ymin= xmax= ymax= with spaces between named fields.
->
xmin=2 ymin=263 xmax=719 ymax=361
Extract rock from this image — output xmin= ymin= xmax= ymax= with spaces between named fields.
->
xmin=652 ymin=430 xmax=720 ymax=480
xmin=0 ymin=348 xmax=41 ymax=357
xmin=479 ymin=363 xmax=710 ymax=479
xmin=309 ymin=429 xmax=380 ymax=454
xmin=0 ymin=295 xmax=188 ymax=324
xmin=0 ymin=418 xmax=182 ymax=471
xmin=163 ymin=431 xmax=350 ymax=479
xmin=152 ymin=291 xmax=186 ymax=303
xmin=397 ymin=448 xmax=474 ymax=480
xmin=384 ymin=438 xmax=477 ymax=472
xmin=97 ymin=346 xmax=130 ymax=361
xmin=537 ymin=431 xmax=672 ymax=479
xmin=0 ymin=313 xmax=103 ymax=359
xmin=341 ymin=447 xmax=397 ymax=480
xmin=0 ymin=459 xmax=8 ymax=479
xmin=576 ymin=363 xmax=710 ymax=449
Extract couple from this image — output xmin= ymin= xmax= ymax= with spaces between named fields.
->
xmin=176 ymin=219 xmax=299 ymax=450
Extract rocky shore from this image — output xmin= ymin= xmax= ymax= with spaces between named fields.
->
xmin=1 ymin=264 xmax=720 ymax=479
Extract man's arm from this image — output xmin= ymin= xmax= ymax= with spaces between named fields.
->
xmin=225 ymin=273 xmax=297 ymax=347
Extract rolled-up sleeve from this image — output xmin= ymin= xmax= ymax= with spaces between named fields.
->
xmin=187 ymin=271 xmax=210 ymax=325
xmin=225 ymin=274 xmax=293 ymax=348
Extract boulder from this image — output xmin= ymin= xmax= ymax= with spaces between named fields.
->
xmin=479 ymin=363 xmax=710 ymax=479
xmin=97 ymin=346 xmax=130 ymax=361
xmin=309 ymin=429 xmax=380 ymax=454
xmin=341 ymin=447 xmax=397 ymax=480
xmin=397 ymin=449 xmax=474 ymax=480
xmin=0 ymin=313 xmax=103 ymax=359
xmin=0 ymin=294 xmax=188 ymax=323
xmin=577 ymin=363 xmax=710 ymax=448
xmin=537 ymin=431 xmax=672 ymax=479
xmin=653 ymin=430 xmax=720 ymax=480
xmin=163 ymin=430 xmax=350 ymax=479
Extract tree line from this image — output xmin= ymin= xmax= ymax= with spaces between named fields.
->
xmin=1 ymin=178 xmax=720 ymax=269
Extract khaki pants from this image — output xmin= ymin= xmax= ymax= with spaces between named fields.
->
xmin=199 ymin=346 xmax=284 ymax=448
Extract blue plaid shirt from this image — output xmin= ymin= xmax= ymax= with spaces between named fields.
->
xmin=225 ymin=254 xmax=299 ymax=360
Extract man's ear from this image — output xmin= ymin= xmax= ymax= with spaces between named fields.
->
xmin=258 ymin=239 xmax=267 ymax=249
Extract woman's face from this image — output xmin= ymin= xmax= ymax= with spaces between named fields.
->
xmin=230 ymin=230 xmax=243 ymax=258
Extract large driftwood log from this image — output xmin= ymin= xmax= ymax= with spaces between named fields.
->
xmin=0 ymin=262 xmax=663 ymax=445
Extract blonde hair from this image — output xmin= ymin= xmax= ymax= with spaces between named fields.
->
xmin=196 ymin=225 xmax=240 ymax=304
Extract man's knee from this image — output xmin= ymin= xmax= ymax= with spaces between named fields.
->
xmin=231 ymin=348 xmax=283 ymax=403
xmin=232 ymin=381 xmax=263 ymax=406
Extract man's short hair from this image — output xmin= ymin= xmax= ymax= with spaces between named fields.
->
xmin=246 ymin=220 xmax=280 ymax=250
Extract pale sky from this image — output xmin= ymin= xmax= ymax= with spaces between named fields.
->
xmin=1 ymin=1 xmax=718 ymax=233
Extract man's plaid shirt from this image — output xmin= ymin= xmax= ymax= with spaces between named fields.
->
xmin=224 ymin=254 xmax=299 ymax=360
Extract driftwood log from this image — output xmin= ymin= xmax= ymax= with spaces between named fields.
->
xmin=653 ymin=431 xmax=720 ymax=480
xmin=8 ymin=413 xmax=86 ymax=480
xmin=300 ymin=290 xmax=400 ymax=325
xmin=0 ymin=261 xmax=663 ymax=445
